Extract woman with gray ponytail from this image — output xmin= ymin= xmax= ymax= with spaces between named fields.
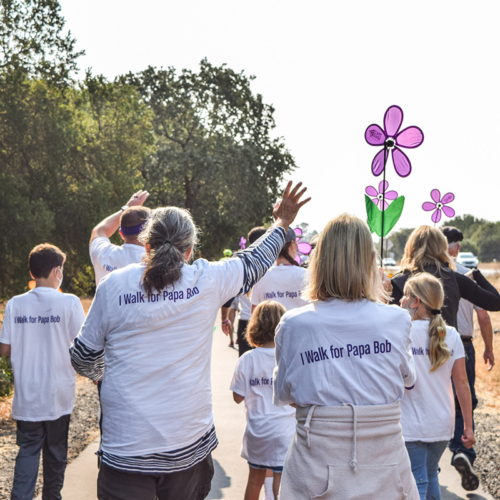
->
xmin=70 ymin=182 xmax=310 ymax=500
xmin=400 ymin=273 xmax=475 ymax=500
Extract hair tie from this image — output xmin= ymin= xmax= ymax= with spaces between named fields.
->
xmin=163 ymin=239 xmax=171 ymax=245
xmin=431 ymin=309 xmax=442 ymax=315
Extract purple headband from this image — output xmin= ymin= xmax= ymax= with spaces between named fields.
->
xmin=120 ymin=222 xmax=147 ymax=236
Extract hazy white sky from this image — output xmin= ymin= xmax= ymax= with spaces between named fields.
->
xmin=60 ymin=0 xmax=500 ymax=234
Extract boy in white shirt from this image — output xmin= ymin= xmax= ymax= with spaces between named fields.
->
xmin=0 ymin=244 xmax=85 ymax=500
xmin=90 ymin=190 xmax=150 ymax=285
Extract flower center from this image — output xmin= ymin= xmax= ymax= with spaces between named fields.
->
xmin=384 ymin=138 xmax=395 ymax=149
xmin=436 ymin=202 xmax=443 ymax=209
xmin=378 ymin=194 xmax=383 ymax=200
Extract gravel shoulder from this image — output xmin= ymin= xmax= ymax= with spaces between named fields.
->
xmin=474 ymin=408 xmax=500 ymax=499
xmin=0 ymin=377 xmax=99 ymax=500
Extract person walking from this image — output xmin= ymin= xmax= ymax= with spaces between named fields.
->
xmin=70 ymin=181 xmax=310 ymax=500
xmin=231 ymin=301 xmax=295 ymax=500
xmin=0 ymin=244 xmax=85 ymax=500
xmin=391 ymin=226 xmax=500 ymax=330
xmin=274 ymin=214 xmax=419 ymax=500
xmin=89 ymin=190 xmax=150 ymax=285
xmin=400 ymin=273 xmax=475 ymax=500
xmin=440 ymin=226 xmax=495 ymax=490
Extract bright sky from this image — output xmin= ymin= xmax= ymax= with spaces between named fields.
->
xmin=60 ymin=0 xmax=500 ymax=235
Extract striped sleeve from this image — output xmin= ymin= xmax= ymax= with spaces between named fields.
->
xmin=70 ymin=337 xmax=105 ymax=382
xmin=233 ymin=226 xmax=286 ymax=295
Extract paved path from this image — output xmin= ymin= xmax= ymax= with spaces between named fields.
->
xmin=42 ymin=318 xmax=494 ymax=499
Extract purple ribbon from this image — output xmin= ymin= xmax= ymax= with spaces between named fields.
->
xmin=120 ymin=222 xmax=146 ymax=235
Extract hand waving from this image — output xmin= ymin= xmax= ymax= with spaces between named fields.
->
xmin=126 ymin=190 xmax=149 ymax=208
xmin=273 ymin=181 xmax=311 ymax=230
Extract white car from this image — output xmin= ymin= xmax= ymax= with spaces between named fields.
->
xmin=457 ymin=252 xmax=479 ymax=269
xmin=382 ymin=258 xmax=396 ymax=267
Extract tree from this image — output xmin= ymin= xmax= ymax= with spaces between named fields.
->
xmin=125 ymin=60 xmax=296 ymax=259
xmin=388 ymin=228 xmax=415 ymax=261
xmin=0 ymin=0 xmax=83 ymax=83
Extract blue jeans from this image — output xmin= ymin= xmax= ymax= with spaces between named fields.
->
xmin=450 ymin=341 xmax=477 ymax=465
xmin=405 ymin=441 xmax=448 ymax=500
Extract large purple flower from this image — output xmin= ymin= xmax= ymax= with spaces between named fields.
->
xmin=365 ymin=181 xmax=398 ymax=210
xmin=293 ymin=227 xmax=312 ymax=264
xmin=422 ymin=190 xmax=455 ymax=223
xmin=365 ymin=105 xmax=424 ymax=178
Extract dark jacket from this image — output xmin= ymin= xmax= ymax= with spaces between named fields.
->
xmin=391 ymin=264 xmax=500 ymax=330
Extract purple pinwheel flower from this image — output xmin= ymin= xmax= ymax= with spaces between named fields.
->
xmin=293 ymin=227 xmax=313 ymax=264
xmin=365 ymin=105 xmax=424 ymax=178
xmin=365 ymin=181 xmax=398 ymax=210
xmin=422 ymin=190 xmax=455 ymax=223
xmin=239 ymin=237 xmax=246 ymax=250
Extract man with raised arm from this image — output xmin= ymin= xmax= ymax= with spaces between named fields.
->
xmin=90 ymin=190 xmax=151 ymax=285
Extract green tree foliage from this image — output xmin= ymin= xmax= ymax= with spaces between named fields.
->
xmin=387 ymin=227 xmax=415 ymax=261
xmin=0 ymin=0 xmax=83 ymax=83
xmin=125 ymin=61 xmax=296 ymax=259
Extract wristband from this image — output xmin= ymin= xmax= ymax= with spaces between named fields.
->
xmin=222 ymin=319 xmax=230 ymax=324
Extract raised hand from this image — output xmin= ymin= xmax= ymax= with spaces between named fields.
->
xmin=273 ymin=181 xmax=311 ymax=230
xmin=126 ymin=190 xmax=149 ymax=208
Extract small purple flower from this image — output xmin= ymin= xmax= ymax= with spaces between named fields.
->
xmin=239 ymin=237 xmax=246 ymax=250
xmin=422 ymin=190 xmax=455 ymax=223
xmin=365 ymin=105 xmax=424 ymax=178
xmin=365 ymin=181 xmax=398 ymax=210
xmin=293 ymin=227 xmax=312 ymax=264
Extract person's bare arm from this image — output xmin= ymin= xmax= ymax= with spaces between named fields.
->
xmin=89 ymin=190 xmax=150 ymax=245
xmin=221 ymin=306 xmax=232 ymax=336
xmin=233 ymin=392 xmax=245 ymax=404
xmin=451 ymin=358 xmax=475 ymax=449
xmin=0 ymin=343 xmax=11 ymax=357
xmin=477 ymin=309 xmax=495 ymax=370
xmin=251 ymin=305 xmax=257 ymax=314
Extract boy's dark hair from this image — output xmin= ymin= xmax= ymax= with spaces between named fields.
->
xmin=246 ymin=300 xmax=286 ymax=347
xmin=29 ymin=244 xmax=66 ymax=279
xmin=248 ymin=226 xmax=267 ymax=245
xmin=120 ymin=206 xmax=151 ymax=228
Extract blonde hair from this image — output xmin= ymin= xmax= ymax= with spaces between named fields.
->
xmin=404 ymin=273 xmax=450 ymax=372
xmin=246 ymin=301 xmax=287 ymax=347
xmin=302 ymin=214 xmax=385 ymax=302
xmin=401 ymin=226 xmax=454 ymax=275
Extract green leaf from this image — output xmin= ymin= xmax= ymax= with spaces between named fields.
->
xmin=365 ymin=195 xmax=405 ymax=237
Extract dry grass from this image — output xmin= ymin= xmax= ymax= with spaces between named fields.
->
xmin=478 ymin=262 xmax=500 ymax=271
xmin=474 ymin=276 xmax=500 ymax=414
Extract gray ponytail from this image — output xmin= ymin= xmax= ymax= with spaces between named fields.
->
xmin=139 ymin=207 xmax=199 ymax=295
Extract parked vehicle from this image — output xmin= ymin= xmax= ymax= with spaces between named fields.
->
xmin=457 ymin=252 xmax=479 ymax=269
xmin=382 ymin=257 xmax=397 ymax=267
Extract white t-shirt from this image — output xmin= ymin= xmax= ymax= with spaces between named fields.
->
xmin=401 ymin=320 xmax=465 ymax=442
xmin=252 ymin=265 xmax=308 ymax=311
xmin=455 ymin=261 xmax=482 ymax=337
xmin=76 ymin=259 xmax=245 ymax=457
xmin=233 ymin=293 xmax=252 ymax=321
xmin=230 ymin=348 xmax=295 ymax=466
xmin=273 ymin=299 xmax=416 ymax=407
xmin=90 ymin=237 xmax=145 ymax=285
xmin=0 ymin=288 xmax=85 ymax=421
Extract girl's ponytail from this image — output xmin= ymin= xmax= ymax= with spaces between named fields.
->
xmin=279 ymin=242 xmax=300 ymax=267
xmin=404 ymin=273 xmax=451 ymax=371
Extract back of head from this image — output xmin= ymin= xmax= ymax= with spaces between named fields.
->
xmin=139 ymin=207 xmax=199 ymax=295
xmin=401 ymin=225 xmax=453 ymax=274
xmin=120 ymin=207 xmax=151 ymax=240
xmin=440 ymin=226 xmax=463 ymax=256
xmin=278 ymin=228 xmax=300 ymax=267
xmin=248 ymin=226 xmax=267 ymax=245
xmin=303 ymin=214 xmax=382 ymax=302
xmin=29 ymin=244 xmax=66 ymax=279
xmin=404 ymin=272 xmax=450 ymax=371
xmin=246 ymin=300 xmax=286 ymax=347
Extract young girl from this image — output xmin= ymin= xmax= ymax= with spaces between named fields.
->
xmin=400 ymin=273 xmax=475 ymax=500
xmin=230 ymin=301 xmax=295 ymax=500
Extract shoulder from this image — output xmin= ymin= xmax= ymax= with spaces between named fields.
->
xmin=454 ymin=262 xmax=468 ymax=275
xmin=61 ymin=293 xmax=82 ymax=305
xmin=279 ymin=302 xmax=317 ymax=328
xmin=90 ymin=237 xmax=113 ymax=253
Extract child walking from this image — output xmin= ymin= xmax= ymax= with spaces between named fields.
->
xmin=400 ymin=273 xmax=475 ymax=500
xmin=230 ymin=301 xmax=295 ymax=500
xmin=0 ymin=244 xmax=85 ymax=500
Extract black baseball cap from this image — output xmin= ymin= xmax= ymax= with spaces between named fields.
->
xmin=285 ymin=228 xmax=297 ymax=244
xmin=440 ymin=226 xmax=464 ymax=244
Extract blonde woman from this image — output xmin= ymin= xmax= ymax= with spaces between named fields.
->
xmin=400 ymin=273 xmax=474 ymax=500
xmin=273 ymin=214 xmax=419 ymax=500
xmin=391 ymin=226 xmax=500 ymax=329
